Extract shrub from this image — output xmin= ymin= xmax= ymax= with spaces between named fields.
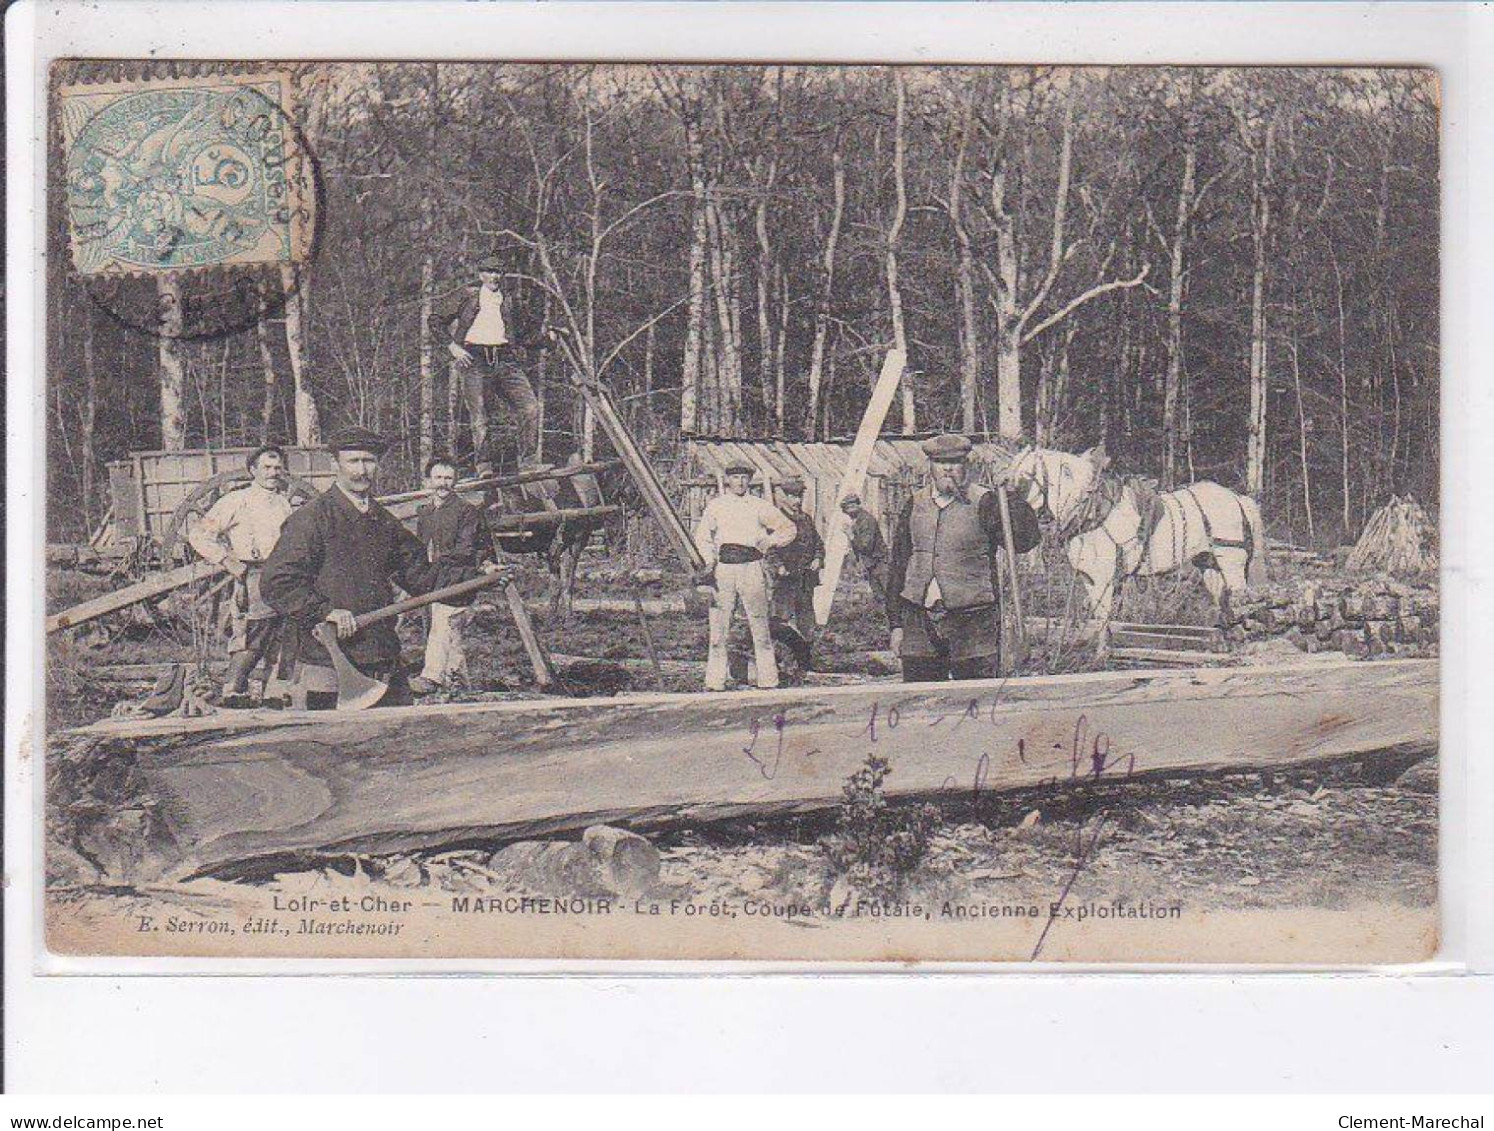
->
xmin=821 ymin=755 xmax=940 ymax=898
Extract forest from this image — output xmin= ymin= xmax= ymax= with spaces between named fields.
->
xmin=46 ymin=63 xmax=1439 ymax=549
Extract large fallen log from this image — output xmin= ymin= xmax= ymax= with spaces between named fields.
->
xmin=53 ymin=658 xmax=1437 ymax=883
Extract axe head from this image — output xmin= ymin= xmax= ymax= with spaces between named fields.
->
xmin=311 ymin=622 xmax=389 ymax=711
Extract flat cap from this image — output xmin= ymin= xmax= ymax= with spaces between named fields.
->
xmin=921 ymin=433 xmax=973 ymax=463
xmin=840 ymin=492 xmax=862 ymax=508
xmin=776 ymin=475 xmax=806 ymax=496
xmin=326 ymin=426 xmax=390 ymax=455
xmin=476 ymin=256 xmax=505 ymax=274
xmin=724 ymin=460 xmax=756 ymax=477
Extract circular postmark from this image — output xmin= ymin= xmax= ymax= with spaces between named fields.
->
xmin=60 ymin=73 xmax=322 ymax=340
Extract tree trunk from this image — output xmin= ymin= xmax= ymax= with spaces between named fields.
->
xmin=1162 ymin=137 xmax=1197 ymax=489
xmin=775 ymin=264 xmax=789 ymax=433
xmin=281 ymin=264 xmax=320 ymax=446
xmin=1332 ymin=249 xmax=1351 ymax=536
xmin=1245 ymin=122 xmax=1274 ymax=499
xmin=887 ymin=73 xmax=913 ymax=434
xmin=680 ymin=125 xmax=708 ymax=433
xmin=418 ymin=244 xmax=436 ymax=467
xmin=256 ymin=284 xmax=278 ymax=442
xmin=754 ymin=160 xmax=778 ymax=420
xmin=808 ymin=145 xmax=845 ymax=439
xmin=946 ymin=87 xmax=980 ymax=433
xmin=989 ymin=163 xmax=1022 ymax=440
xmin=80 ymin=316 xmax=98 ymax=528
xmin=1289 ymin=333 xmax=1314 ymax=544
xmin=156 ymin=274 xmax=186 ymax=450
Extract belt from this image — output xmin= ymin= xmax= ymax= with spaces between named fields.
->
xmin=717 ymin=544 xmax=763 ymax=565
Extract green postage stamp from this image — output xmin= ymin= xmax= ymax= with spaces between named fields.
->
xmin=59 ymin=71 xmax=315 ymax=275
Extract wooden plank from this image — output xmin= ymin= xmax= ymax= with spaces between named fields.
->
xmin=504 ymin=580 xmax=555 ymax=688
xmin=570 ymin=377 xmax=705 ymax=573
xmin=1109 ymin=628 xmax=1223 ymax=653
xmin=813 ymin=350 xmax=907 ymax=624
xmin=46 ymin=561 xmax=225 ymax=634
xmin=57 ymin=659 xmax=1436 ymax=882
xmin=1110 ymin=647 xmax=1230 ymax=667
xmin=1113 ymin=622 xmax=1222 ymax=640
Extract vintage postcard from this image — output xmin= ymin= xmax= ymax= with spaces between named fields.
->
xmin=41 ymin=60 xmax=1439 ymax=964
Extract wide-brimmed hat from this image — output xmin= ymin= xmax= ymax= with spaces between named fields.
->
xmin=326 ymin=426 xmax=390 ymax=456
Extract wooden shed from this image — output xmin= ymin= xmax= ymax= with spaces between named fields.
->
xmin=679 ymin=436 xmax=1016 ymax=539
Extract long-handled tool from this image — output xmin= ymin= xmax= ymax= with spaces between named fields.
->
xmin=995 ymin=485 xmax=1028 ymax=672
xmin=311 ymin=571 xmax=510 ymax=710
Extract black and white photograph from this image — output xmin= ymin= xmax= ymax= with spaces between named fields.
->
xmin=39 ymin=59 xmax=1439 ymax=963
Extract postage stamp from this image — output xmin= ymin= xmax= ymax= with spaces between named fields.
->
xmin=59 ymin=71 xmax=314 ymax=275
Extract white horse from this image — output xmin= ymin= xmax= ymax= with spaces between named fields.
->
xmin=1006 ymin=444 xmax=1268 ymax=627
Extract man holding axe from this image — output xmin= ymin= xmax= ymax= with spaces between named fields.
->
xmin=263 ymin=427 xmax=502 ymax=709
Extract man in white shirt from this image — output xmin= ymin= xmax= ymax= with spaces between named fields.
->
xmin=431 ymin=257 xmax=544 ymax=473
xmin=693 ymin=461 xmax=796 ymax=691
xmin=187 ymin=445 xmax=296 ymax=704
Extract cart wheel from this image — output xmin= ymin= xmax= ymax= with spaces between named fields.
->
xmin=160 ymin=470 xmax=320 ymax=562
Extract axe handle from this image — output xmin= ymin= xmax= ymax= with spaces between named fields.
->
xmin=349 ymin=571 xmax=508 ymax=633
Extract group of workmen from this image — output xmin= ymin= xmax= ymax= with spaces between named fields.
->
xmin=186 ymin=258 xmax=1039 ymax=706
xmin=691 ymin=432 xmax=1040 ymax=690
xmin=189 ymin=432 xmax=500 ymax=709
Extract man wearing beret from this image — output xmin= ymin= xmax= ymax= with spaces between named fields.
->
xmin=767 ymin=476 xmax=824 ymax=646
xmin=430 ymin=257 xmax=547 ymax=473
xmin=262 ymin=427 xmax=491 ymax=708
xmin=885 ymin=434 xmax=1040 ymax=682
xmin=839 ymin=491 xmax=889 ymax=601
xmin=693 ymin=461 xmax=797 ymax=691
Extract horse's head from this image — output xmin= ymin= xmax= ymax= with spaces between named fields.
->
xmin=1005 ymin=447 xmax=1046 ymax=513
xmin=1007 ymin=443 xmax=1106 ymax=529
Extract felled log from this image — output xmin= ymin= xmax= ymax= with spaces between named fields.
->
xmin=53 ymin=658 xmax=1437 ymax=884
xmin=1346 ymin=495 xmax=1438 ymax=576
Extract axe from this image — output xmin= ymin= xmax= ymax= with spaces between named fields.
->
xmin=310 ymin=571 xmax=509 ymax=710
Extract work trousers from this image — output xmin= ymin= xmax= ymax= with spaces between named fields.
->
xmin=459 ymin=345 xmax=541 ymax=466
xmin=897 ymin=602 xmax=1001 ymax=684
xmin=705 ymin=560 xmax=779 ymax=691
xmin=420 ymin=601 xmax=469 ymax=685
xmin=770 ymin=570 xmax=818 ymax=644
xmin=226 ymin=568 xmax=290 ymax=695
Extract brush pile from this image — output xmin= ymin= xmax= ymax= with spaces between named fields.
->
xmin=1228 ymin=576 xmax=1438 ymax=658
xmin=1346 ymin=496 xmax=1438 ymax=577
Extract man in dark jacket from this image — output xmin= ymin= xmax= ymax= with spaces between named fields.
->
xmin=430 ymin=258 xmax=547 ymax=473
xmin=885 ymin=434 xmax=1040 ymax=682
xmin=767 ymin=476 xmax=824 ymax=645
xmin=410 ymin=455 xmax=495 ymax=694
xmin=262 ymin=428 xmax=483 ymax=708
xmin=840 ymin=491 xmax=889 ymax=599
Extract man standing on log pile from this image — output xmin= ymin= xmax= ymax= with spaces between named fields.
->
xmin=409 ymin=455 xmax=495 ymax=695
xmin=767 ymin=476 xmax=824 ymax=651
xmin=886 ymin=434 xmax=1040 ymax=682
xmin=187 ymin=444 xmax=295 ymax=707
xmin=693 ymin=461 xmax=797 ymax=691
xmin=840 ymin=491 xmax=889 ymax=600
xmin=262 ymin=428 xmax=494 ymax=709
xmin=431 ymin=257 xmax=547 ymax=475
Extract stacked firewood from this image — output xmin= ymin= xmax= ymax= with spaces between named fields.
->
xmin=1228 ymin=576 xmax=1439 ymax=658
xmin=1346 ymin=495 xmax=1438 ymax=576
